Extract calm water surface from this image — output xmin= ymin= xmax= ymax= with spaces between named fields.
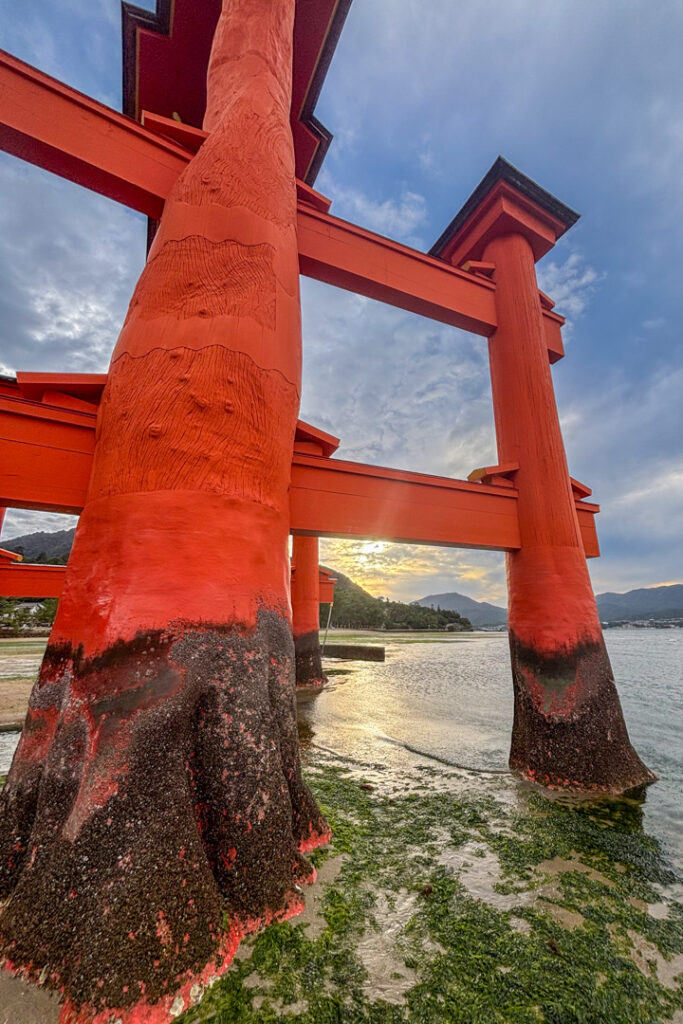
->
xmin=300 ymin=629 xmax=683 ymax=873
xmin=1 ymin=630 xmax=680 ymax=872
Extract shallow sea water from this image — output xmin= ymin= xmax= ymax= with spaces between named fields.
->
xmin=300 ymin=629 xmax=683 ymax=874
xmin=1 ymin=631 xmax=680 ymax=873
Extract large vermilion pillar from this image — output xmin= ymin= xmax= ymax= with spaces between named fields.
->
xmin=0 ymin=2 xmax=329 ymax=1021
xmin=291 ymin=534 xmax=324 ymax=686
xmin=485 ymin=230 xmax=652 ymax=792
xmin=432 ymin=160 xmax=653 ymax=794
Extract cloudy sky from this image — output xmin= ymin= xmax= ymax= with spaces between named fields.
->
xmin=1 ymin=0 xmax=681 ymax=604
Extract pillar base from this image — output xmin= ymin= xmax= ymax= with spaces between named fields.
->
xmin=508 ymin=631 xmax=656 ymax=794
xmin=0 ymin=611 xmax=329 ymax=1018
xmin=294 ymin=631 xmax=325 ymax=687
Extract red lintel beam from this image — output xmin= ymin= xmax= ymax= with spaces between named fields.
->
xmin=290 ymin=452 xmax=521 ymax=550
xmin=0 ymin=385 xmax=600 ymax=556
xmin=292 ymin=454 xmax=600 ymax=555
xmin=0 ymin=562 xmax=65 ymax=599
xmin=0 ymin=48 xmax=189 ymax=219
xmin=0 ymin=387 xmax=97 ymax=514
xmin=296 ymin=204 xmax=497 ymax=335
xmin=0 ymin=51 xmax=563 ymax=351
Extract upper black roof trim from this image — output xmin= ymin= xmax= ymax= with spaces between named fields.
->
xmin=120 ymin=0 xmax=352 ymax=186
xmin=121 ymin=0 xmax=172 ymax=122
xmin=300 ymin=0 xmax=352 ymax=184
xmin=429 ymin=156 xmax=580 ymax=258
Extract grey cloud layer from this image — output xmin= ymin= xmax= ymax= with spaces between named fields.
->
xmin=0 ymin=157 xmax=146 ymax=376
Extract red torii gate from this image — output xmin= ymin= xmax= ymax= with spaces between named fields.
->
xmin=0 ymin=2 xmax=652 ymax=1021
xmin=0 ymin=366 xmax=600 ymax=682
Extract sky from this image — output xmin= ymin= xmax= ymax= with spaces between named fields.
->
xmin=0 ymin=0 xmax=681 ymax=605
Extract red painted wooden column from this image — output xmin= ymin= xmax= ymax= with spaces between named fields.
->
xmin=0 ymin=2 xmax=329 ymax=1021
xmin=290 ymin=428 xmax=337 ymax=687
xmin=291 ymin=534 xmax=324 ymax=686
xmin=433 ymin=160 xmax=653 ymax=794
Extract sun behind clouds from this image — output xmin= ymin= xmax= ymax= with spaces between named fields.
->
xmin=319 ymin=538 xmax=507 ymax=605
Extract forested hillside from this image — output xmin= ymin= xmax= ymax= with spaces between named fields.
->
xmin=321 ymin=568 xmax=472 ymax=631
xmin=2 ymin=528 xmax=74 ymax=564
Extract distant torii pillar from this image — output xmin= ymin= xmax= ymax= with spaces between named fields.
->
xmin=291 ymin=535 xmax=324 ymax=686
xmin=290 ymin=424 xmax=339 ymax=686
xmin=432 ymin=159 xmax=654 ymax=793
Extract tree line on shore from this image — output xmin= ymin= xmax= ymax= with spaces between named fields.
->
xmin=0 ymin=576 xmax=473 ymax=636
xmin=320 ymin=568 xmax=472 ymax=631
xmin=0 ymin=598 xmax=58 ymax=633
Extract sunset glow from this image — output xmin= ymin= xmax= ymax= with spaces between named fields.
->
xmin=319 ymin=538 xmax=508 ymax=605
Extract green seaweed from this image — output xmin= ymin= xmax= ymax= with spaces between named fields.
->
xmin=178 ymin=755 xmax=683 ymax=1024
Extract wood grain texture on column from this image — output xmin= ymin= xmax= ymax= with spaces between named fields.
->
xmin=292 ymin=534 xmax=324 ymax=686
xmin=485 ymin=231 xmax=653 ymax=794
xmin=0 ymin=3 xmax=329 ymax=1022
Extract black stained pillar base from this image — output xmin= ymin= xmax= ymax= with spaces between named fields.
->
xmin=508 ymin=631 xmax=656 ymax=794
xmin=294 ymin=630 xmax=325 ymax=687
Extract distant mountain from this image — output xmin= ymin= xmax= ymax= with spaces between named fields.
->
xmin=414 ymin=591 xmax=507 ymax=628
xmin=2 ymin=528 xmax=75 ymax=564
xmin=415 ymin=583 xmax=683 ymax=627
xmin=596 ymin=585 xmax=683 ymax=623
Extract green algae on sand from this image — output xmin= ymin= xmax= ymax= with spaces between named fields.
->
xmin=178 ymin=754 xmax=683 ymax=1023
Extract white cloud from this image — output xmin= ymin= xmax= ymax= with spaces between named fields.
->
xmin=299 ymin=275 xmax=505 ymax=603
xmin=0 ymin=157 xmax=146 ymax=375
xmin=537 ymin=251 xmax=603 ymax=331
xmin=318 ymin=173 xmax=429 ymax=247
xmin=300 ymin=278 xmax=496 ymax=480
xmin=561 ymin=365 xmax=683 ymax=593
xmin=1 ymin=511 xmax=78 ymax=543
xmin=320 ymin=538 xmax=507 ymax=605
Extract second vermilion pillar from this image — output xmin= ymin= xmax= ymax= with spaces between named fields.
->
xmin=431 ymin=159 xmax=653 ymax=793
xmin=485 ymin=230 xmax=652 ymax=791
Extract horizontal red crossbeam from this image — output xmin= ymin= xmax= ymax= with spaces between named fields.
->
xmin=0 ymin=384 xmax=98 ymax=514
xmin=0 ymin=50 xmax=563 ymax=355
xmin=0 ymin=380 xmax=599 ymax=557
xmin=290 ymin=452 xmax=521 ymax=549
xmin=0 ymin=49 xmax=189 ymax=217
xmin=297 ymin=204 xmax=497 ymax=336
xmin=0 ymin=562 xmax=65 ymax=598
xmin=0 ymin=561 xmax=336 ymax=602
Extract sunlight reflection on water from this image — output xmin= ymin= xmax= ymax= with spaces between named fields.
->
xmin=300 ymin=630 xmax=683 ymax=872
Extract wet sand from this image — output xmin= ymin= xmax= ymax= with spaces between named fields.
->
xmin=0 ymin=971 xmax=61 ymax=1024
xmin=0 ymin=638 xmax=46 ymax=730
